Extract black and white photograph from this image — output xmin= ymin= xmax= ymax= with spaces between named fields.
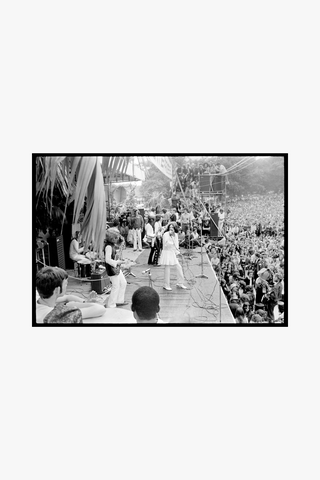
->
xmin=3 ymin=0 xmax=319 ymax=478
xmin=34 ymin=154 xmax=286 ymax=325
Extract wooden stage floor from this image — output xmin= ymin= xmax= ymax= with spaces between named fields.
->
xmin=66 ymin=246 xmax=235 ymax=324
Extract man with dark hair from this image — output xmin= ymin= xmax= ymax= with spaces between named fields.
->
xmin=131 ymin=286 xmax=165 ymax=323
xmin=132 ymin=209 xmax=144 ymax=252
xmin=36 ymin=266 xmax=105 ymax=323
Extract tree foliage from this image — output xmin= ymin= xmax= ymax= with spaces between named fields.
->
xmin=142 ymin=163 xmax=172 ymax=208
xmin=223 ymin=156 xmax=285 ymax=196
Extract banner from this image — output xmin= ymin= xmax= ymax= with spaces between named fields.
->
xmin=147 ymin=156 xmax=172 ymax=180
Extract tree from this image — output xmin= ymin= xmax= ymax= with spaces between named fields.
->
xmin=142 ymin=163 xmax=171 ymax=208
xmin=218 ymin=156 xmax=284 ymax=197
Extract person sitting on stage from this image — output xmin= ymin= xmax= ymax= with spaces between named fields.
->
xmin=131 ymin=286 xmax=166 ymax=323
xmin=36 ymin=266 xmax=105 ymax=323
xmin=69 ymin=231 xmax=90 ymax=263
xmin=104 ymin=230 xmax=128 ymax=308
xmin=190 ymin=227 xmax=201 ymax=248
xmin=158 ymin=222 xmax=187 ymax=291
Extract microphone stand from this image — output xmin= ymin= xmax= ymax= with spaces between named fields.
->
xmin=196 ymin=229 xmax=208 ymax=279
xmin=148 ymin=270 xmax=153 ymax=288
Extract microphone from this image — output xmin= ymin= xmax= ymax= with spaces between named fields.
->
xmin=142 ymin=268 xmax=151 ymax=274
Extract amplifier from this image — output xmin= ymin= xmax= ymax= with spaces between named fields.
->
xmin=91 ymin=270 xmax=110 ymax=294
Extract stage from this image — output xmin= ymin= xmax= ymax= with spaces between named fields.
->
xmin=66 ymin=246 xmax=235 ymax=324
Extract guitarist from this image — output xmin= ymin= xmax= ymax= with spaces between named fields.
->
xmin=104 ymin=231 xmax=128 ymax=308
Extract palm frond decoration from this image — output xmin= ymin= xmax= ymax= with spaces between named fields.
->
xmin=76 ymin=157 xmax=106 ymax=252
xmin=36 ymin=156 xmax=107 ymax=252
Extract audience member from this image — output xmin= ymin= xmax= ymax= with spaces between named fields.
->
xmin=36 ymin=266 xmax=105 ymax=323
xmin=131 ymin=286 xmax=166 ymax=323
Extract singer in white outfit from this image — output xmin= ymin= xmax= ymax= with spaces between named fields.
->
xmin=158 ymin=223 xmax=187 ymax=291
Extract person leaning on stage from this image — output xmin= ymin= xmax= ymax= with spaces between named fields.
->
xmin=131 ymin=286 xmax=166 ymax=323
xmin=131 ymin=208 xmax=144 ymax=251
xmin=36 ymin=266 xmax=105 ymax=323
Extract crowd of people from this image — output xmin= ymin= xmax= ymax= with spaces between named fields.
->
xmin=36 ymin=183 xmax=285 ymax=324
xmin=171 ymin=159 xmax=229 ymax=200
xmin=104 ymin=192 xmax=285 ymax=323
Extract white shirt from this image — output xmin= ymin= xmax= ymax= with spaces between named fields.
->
xmin=145 ymin=223 xmax=156 ymax=246
xmin=69 ymin=239 xmax=84 ymax=260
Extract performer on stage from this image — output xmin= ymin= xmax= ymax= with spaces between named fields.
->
xmin=69 ymin=230 xmax=92 ymax=277
xmin=104 ymin=230 xmax=128 ymax=308
xmin=145 ymin=217 xmax=156 ymax=265
xmin=158 ymin=223 xmax=187 ymax=291
xmin=154 ymin=215 xmax=163 ymax=265
xmin=69 ymin=231 xmax=90 ymax=263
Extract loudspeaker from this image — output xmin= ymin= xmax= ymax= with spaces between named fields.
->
xmin=199 ymin=175 xmax=211 ymax=193
xmin=211 ymin=175 xmax=222 ymax=192
xmin=139 ymin=208 xmax=145 ymax=218
xmin=48 ymin=235 xmax=66 ymax=270
xmin=91 ymin=270 xmax=110 ymax=294
xmin=210 ymin=213 xmax=219 ymax=237
xmin=211 ymin=175 xmax=225 ymax=192
xmin=171 ymin=198 xmax=178 ymax=207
